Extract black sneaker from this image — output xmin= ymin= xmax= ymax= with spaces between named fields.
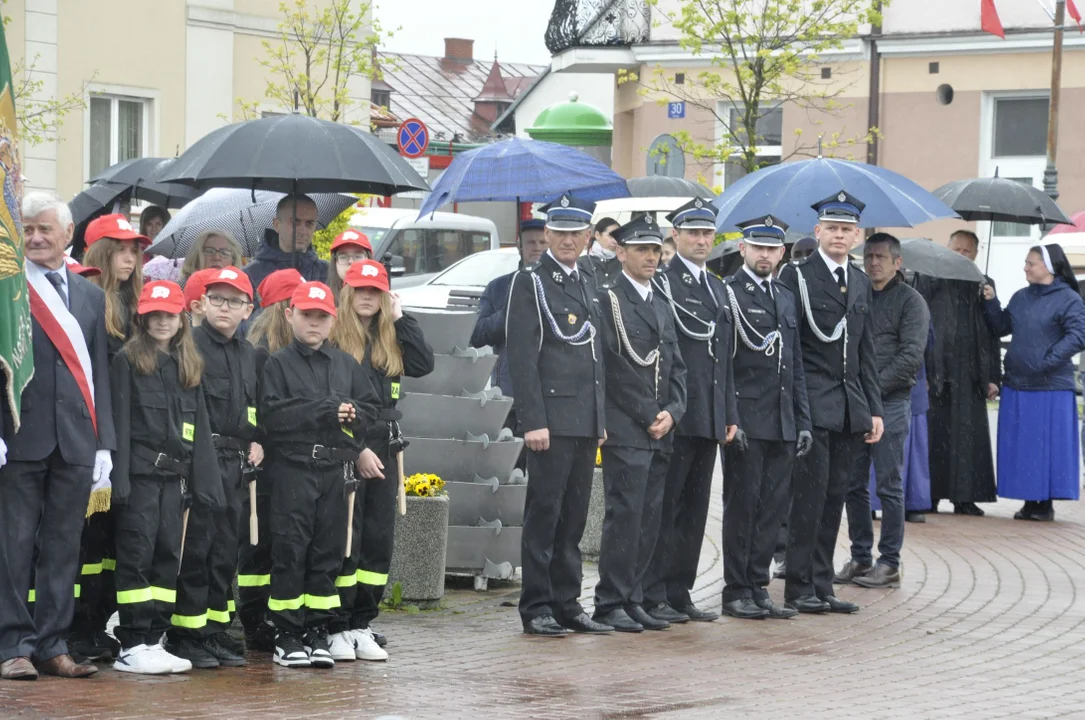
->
xmin=273 ymin=633 xmax=310 ymax=668
xmin=244 ymin=622 xmax=276 ymax=653
xmin=68 ymin=634 xmax=110 ymax=662
xmin=208 ymin=631 xmax=246 ymax=658
xmin=164 ymin=635 xmax=220 ymax=669
xmin=92 ymin=630 xmax=122 ymax=660
xmin=203 ymin=633 xmax=246 ymax=667
xmin=303 ymin=629 xmax=335 ymax=669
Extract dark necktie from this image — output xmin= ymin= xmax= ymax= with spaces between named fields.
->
xmin=762 ymin=280 xmax=773 ymax=300
xmin=46 ymin=271 xmax=68 ymax=308
xmin=646 ymin=290 xmax=653 ymax=305
xmin=835 ymin=267 xmax=847 ymax=294
xmin=570 ymin=269 xmax=579 ymax=283
xmin=699 ymin=271 xmax=717 ymax=306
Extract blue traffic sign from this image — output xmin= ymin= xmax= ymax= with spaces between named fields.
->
xmin=667 ymin=102 xmax=686 ymax=119
xmin=397 ymin=118 xmax=429 ymax=158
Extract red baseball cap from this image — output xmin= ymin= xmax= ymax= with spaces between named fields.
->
xmin=138 ymin=280 xmax=185 ymax=315
xmin=330 ymin=229 xmax=372 ymax=254
xmin=290 ymin=281 xmax=337 ymax=317
xmin=64 ymin=255 xmax=101 ymax=278
xmin=344 ymin=259 xmax=389 ymax=293
xmin=86 ymin=213 xmax=152 ymax=248
xmin=183 ymin=268 xmax=219 ymax=310
xmin=203 ymin=266 xmax=253 ymax=300
xmin=258 ymin=269 xmax=304 ymax=308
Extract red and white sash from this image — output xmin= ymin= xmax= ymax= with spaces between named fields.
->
xmin=26 ymin=268 xmax=97 ymax=436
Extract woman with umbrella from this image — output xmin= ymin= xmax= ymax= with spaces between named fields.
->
xmin=983 ymin=243 xmax=1085 ymax=521
xmin=180 ymin=230 xmax=245 ymax=284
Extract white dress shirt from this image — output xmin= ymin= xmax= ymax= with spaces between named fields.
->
xmin=622 ymin=271 xmax=652 ymax=302
xmin=818 ymin=247 xmax=848 ymax=286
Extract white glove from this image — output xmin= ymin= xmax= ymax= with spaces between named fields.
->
xmin=92 ymin=449 xmax=112 ymax=491
xmin=0 ymin=438 xmax=7 ymax=469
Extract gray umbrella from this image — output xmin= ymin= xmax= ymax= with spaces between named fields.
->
xmin=627 ymin=176 xmax=716 ymax=199
xmin=932 ymin=176 xmax=1072 ymax=225
xmin=850 ymin=237 xmax=985 ymax=283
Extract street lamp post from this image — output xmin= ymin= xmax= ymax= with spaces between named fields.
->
xmin=1043 ymin=0 xmax=1065 ymax=201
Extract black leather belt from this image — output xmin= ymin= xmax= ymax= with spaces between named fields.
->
xmin=212 ymin=434 xmax=247 ymax=451
xmin=132 ymin=443 xmax=189 ymax=477
xmin=282 ymin=443 xmax=358 ymax=462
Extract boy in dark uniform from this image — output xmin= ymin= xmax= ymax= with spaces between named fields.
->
xmin=259 ymin=281 xmax=380 ymax=668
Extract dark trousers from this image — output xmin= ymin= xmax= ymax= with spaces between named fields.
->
xmin=268 ymin=462 xmax=348 ymax=637
xmin=642 ymin=436 xmax=717 ymax=608
xmin=237 ymin=469 xmax=272 ymax=633
xmin=334 ymin=447 xmax=397 ymax=634
xmin=594 ymin=446 xmax=670 ymax=615
xmin=114 ymin=474 xmax=184 ymax=649
xmin=170 ymin=453 xmax=244 ymax=639
xmin=785 ymin=428 xmax=862 ymax=601
xmin=518 ymin=436 xmax=595 ymax=624
xmin=70 ymin=510 xmax=117 ymax=639
xmin=846 ymin=398 xmax=911 ymax=569
xmin=0 ymin=450 xmax=92 ymax=662
xmin=723 ymin=439 xmax=794 ymax=601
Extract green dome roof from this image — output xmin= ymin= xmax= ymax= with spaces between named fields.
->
xmin=527 ymin=92 xmax=612 ymax=147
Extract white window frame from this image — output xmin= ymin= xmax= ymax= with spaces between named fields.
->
xmin=714 ymin=101 xmax=783 ymax=189
xmin=82 ymin=83 xmax=160 ymax=180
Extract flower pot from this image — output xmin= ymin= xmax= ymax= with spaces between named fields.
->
xmin=578 ymin=467 xmax=605 ymax=559
xmin=388 ymin=494 xmax=449 ymax=603
xmin=401 ymin=308 xmax=478 ymax=355
xmin=400 ymin=347 xmax=497 ymax=396
xmin=399 ymin=389 xmax=513 ymax=439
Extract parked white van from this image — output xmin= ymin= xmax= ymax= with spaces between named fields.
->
xmin=347 ymin=208 xmax=500 ymax=287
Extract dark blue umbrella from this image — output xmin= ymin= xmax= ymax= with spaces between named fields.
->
xmin=713 ymin=157 xmax=959 ymax=232
xmin=417 ymin=137 xmax=629 ymax=218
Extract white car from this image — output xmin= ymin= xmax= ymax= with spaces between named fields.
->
xmin=397 ymin=247 xmax=520 ymax=310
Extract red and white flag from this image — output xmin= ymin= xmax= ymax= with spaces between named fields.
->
xmin=1069 ymin=0 xmax=1083 ymax=32
xmin=982 ymin=0 xmax=1006 ymax=38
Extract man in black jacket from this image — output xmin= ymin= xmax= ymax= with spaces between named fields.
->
xmin=777 ymin=191 xmax=883 ymax=615
xmin=507 ymin=195 xmax=610 ymax=638
xmin=593 ymin=215 xmax=687 ymax=633
xmin=836 ymin=234 xmax=929 ymax=589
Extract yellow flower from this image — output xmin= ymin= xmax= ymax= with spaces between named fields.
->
xmin=414 ymin=481 xmax=432 ymax=497
xmin=596 ymin=449 xmax=602 ymax=467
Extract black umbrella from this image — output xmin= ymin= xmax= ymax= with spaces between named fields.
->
xmin=932 ymin=176 xmax=1072 ymax=226
xmin=153 ymin=114 xmax=430 ymax=195
xmin=90 ymin=157 xmax=200 ymax=209
xmin=69 ymin=182 xmax=128 ymax=226
xmin=627 ymin=176 xmax=715 ymax=199
xmin=850 ymin=237 xmax=985 ymax=283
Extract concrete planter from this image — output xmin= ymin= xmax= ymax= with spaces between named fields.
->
xmin=400 ymin=347 xmax=497 ymax=396
xmin=403 ymin=308 xmax=478 ymax=355
xmin=579 ymin=467 xmax=605 ymax=559
xmin=388 ymin=495 xmax=449 ymax=603
xmin=446 ymin=522 xmax=522 ymax=575
xmin=403 ymin=433 xmax=524 ymax=484
xmin=399 ymin=389 xmax=512 ymax=439
xmin=445 ymin=479 xmax=528 ymax=526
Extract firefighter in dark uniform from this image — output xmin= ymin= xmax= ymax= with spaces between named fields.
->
xmin=721 ymin=215 xmax=813 ymax=620
xmin=593 ymin=215 xmax=687 ymax=633
xmin=777 ymin=191 xmax=883 ymax=615
xmin=642 ymin=197 xmax=738 ymax=624
xmin=507 ymin=194 xmax=610 ymax=638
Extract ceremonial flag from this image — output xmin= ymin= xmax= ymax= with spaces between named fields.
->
xmin=0 ymin=19 xmax=33 ymax=431
xmin=1069 ymin=0 xmax=1083 ymax=32
xmin=982 ymin=0 xmax=1006 ymax=38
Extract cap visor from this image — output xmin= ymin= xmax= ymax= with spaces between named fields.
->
xmin=205 ymin=279 xmax=253 ymax=299
xmin=291 ymin=300 xmax=337 ymax=317
xmin=138 ymin=300 xmax=184 ymax=315
xmin=676 ymin=220 xmax=717 ymax=230
xmin=546 ymin=220 xmax=590 ymax=231
xmin=817 ymin=215 xmax=858 ymax=224
xmin=622 ymin=237 xmax=664 ymax=246
xmin=742 ymin=238 xmax=785 ymax=247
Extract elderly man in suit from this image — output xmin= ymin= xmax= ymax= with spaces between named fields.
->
xmin=0 ymin=192 xmax=116 ymax=679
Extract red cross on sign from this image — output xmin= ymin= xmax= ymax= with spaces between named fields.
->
xmin=397 ymin=118 xmax=429 ymax=158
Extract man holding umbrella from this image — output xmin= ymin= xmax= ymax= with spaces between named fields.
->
xmin=777 ymin=191 xmax=882 ymax=615
xmin=242 ymin=195 xmax=328 ymax=290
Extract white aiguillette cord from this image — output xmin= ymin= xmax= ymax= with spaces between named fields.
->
xmin=796 ymin=269 xmax=848 ymax=374
xmin=608 ymin=288 xmax=660 ymax=399
xmin=725 ymin=283 xmax=783 ymax=373
xmin=652 ymin=274 xmax=716 ymax=358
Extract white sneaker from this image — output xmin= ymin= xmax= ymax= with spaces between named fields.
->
xmin=150 ymin=642 xmax=193 ymax=673
xmin=351 ymin=628 xmax=389 ymax=661
xmin=328 ymin=631 xmax=356 ymax=661
xmin=113 ymin=644 xmax=173 ymax=675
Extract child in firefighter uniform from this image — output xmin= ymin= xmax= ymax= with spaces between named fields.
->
xmin=259 ymin=281 xmax=380 ymax=668
xmin=164 ymin=267 xmax=264 ymax=668
xmin=110 ymin=280 xmax=223 ymax=675
xmin=327 ymin=260 xmax=434 ymax=662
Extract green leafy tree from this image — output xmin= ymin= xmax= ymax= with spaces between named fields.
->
xmin=624 ymin=0 xmax=884 ymax=179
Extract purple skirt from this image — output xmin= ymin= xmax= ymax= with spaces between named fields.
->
xmin=997 ymin=387 xmax=1080 ymax=501
xmin=870 ymin=413 xmax=931 ymax=512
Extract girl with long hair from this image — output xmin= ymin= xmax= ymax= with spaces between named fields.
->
xmin=325 ymin=229 xmax=372 ymax=301
xmin=181 ymin=230 xmax=245 ymax=283
xmin=327 ymin=259 xmax=433 ymax=662
xmin=82 ymin=213 xmax=150 ymax=363
xmin=983 ymin=243 xmax=1085 ymax=521
xmin=110 ymin=281 xmax=222 ymax=675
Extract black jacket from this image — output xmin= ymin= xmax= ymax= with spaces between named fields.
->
xmin=356 ymin=314 xmax=435 ymax=456
xmin=870 ymin=273 xmax=930 ymax=403
xmin=724 ymin=270 xmax=811 ymax=442
xmin=652 ymin=258 xmax=738 ymax=441
xmin=578 ymin=253 xmax=623 ymax=292
xmin=193 ymin=323 xmax=265 ymax=445
xmin=778 ymin=252 xmax=883 ymax=433
xmin=506 ymin=252 xmax=605 ymax=438
xmin=598 ymin=274 xmax=686 ymax=451
xmin=259 ymin=339 xmax=381 ymax=470
xmin=110 ymin=349 xmax=222 ymax=508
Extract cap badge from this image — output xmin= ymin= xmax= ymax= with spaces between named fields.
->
xmin=837 ymin=191 xmax=847 ymax=203
xmin=220 ymin=269 xmax=238 ymax=279
xmin=309 ymin=287 xmax=327 ymax=300
xmin=694 ymin=198 xmax=703 ymax=208
xmin=361 ymin=264 xmax=379 ymax=277
xmin=560 ymin=196 xmax=570 ymax=208
xmin=765 ymin=216 xmax=774 ymax=227
xmin=151 ymin=286 xmax=170 ymax=299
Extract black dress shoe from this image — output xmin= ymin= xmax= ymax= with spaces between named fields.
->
xmin=954 ymin=502 xmax=985 ymax=516
xmin=645 ymin=602 xmax=690 ymax=624
xmin=626 ymin=605 xmax=670 ymax=630
xmin=523 ymin=614 xmax=568 ymax=637
xmin=785 ymin=595 xmax=830 ymax=614
xmin=675 ymin=604 xmax=719 ymax=622
xmin=67 ymin=635 xmax=110 ymax=662
xmin=833 ymin=559 xmax=873 ymax=584
xmin=592 ymin=608 xmax=643 ymax=633
xmin=905 ymin=511 xmax=926 ymax=523
xmin=562 ymin=612 xmax=614 ymax=634
xmin=1015 ymin=500 xmax=1055 ymax=521
xmin=720 ymin=598 xmax=770 ymax=619
xmin=821 ymin=595 xmax=860 ymax=614
xmin=753 ymin=597 xmax=798 ymax=619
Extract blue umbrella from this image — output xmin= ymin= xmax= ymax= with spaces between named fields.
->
xmin=417 ymin=137 xmax=629 ymax=218
xmin=713 ymin=157 xmax=959 ymax=232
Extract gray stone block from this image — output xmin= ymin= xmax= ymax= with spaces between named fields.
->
xmin=388 ymin=495 xmax=449 ymax=602
xmin=579 ymin=468 xmax=605 ymax=558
